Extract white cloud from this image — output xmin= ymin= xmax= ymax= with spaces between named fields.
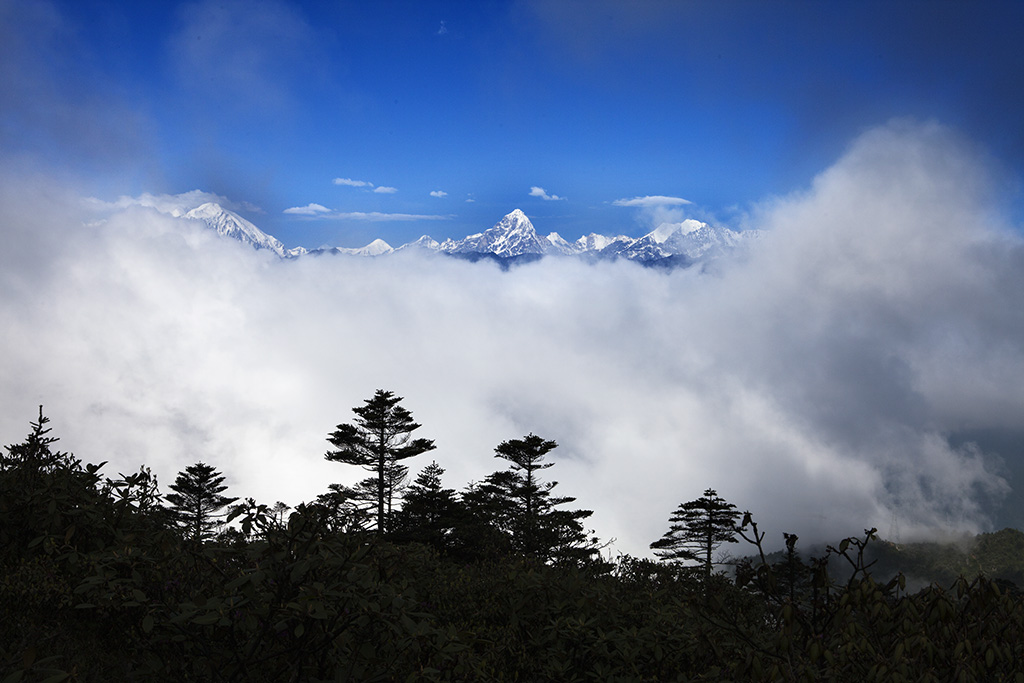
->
xmin=85 ymin=190 xmax=253 ymax=217
xmin=430 ymin=190 xmax=448 ymax=198
xmin=613 ymin=195 xmax=691 ymax=207
xmin=529 ymin=186 xmax=566 ymax=201
xmin=437 ymin=20 xmax=448 ymax=36
xmin=333 ymin=178 xmax=374 ymax=188
xmin=3 ymin=122 xmax=1023 ymax=558
xmin=332 ymin=178 xmax=397 ymax=194
xmin=283 ymin=203 xmax=331 ymax=215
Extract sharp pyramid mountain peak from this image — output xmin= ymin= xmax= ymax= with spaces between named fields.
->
xmin=356 ymin=238 xmax=394 ymax=256
xmin=447 ymin=208 xmax=550 ymax=258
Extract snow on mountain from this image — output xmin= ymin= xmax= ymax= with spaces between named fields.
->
xmin=353 ymin=238 xmax=394 ymax=256
xmin=577 ymin=233 xmax=630 ymax=252
xmin=651 ymin=218 xmax=705 ymax=243
xmin=444 ymin=209 xmax=551 ymax=257
xmin=309 ymin=239 xmax=395 ymax=257
xmin=545 ymin=232 xmax=577 ymax=255
xmin=396 ymin=235 xmax=442 ymax=252
xmin=185 ymin=202 xmax=288 ymax=257
xmin=610 ymin=219 xmax=752 ymax=262
xmin=180 ymin=199 xmax=756 ymax=267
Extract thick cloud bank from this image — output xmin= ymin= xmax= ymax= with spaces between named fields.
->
xmin=2 ymin=121 xmax=1023 ymax=556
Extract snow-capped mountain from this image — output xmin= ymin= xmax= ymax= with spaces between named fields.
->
xmin=396 ymin=235 xmax=441 ymax=252
xmin=426 ymin=209 xmax=756 ymax=265
xmin=184 ymin=202 xmax=304 ymax=258
xmin=308 ymin=238 xmax=394 ymax=258
xmin=575 ymin=233 xmax=631 ymax=253
xmin=439 ymin=208 xmax=553 ymax=258
xmin=181 ymin=203 xmax=757 ymax=268
xmin=606 ymin=218 xmax=750 ymax=262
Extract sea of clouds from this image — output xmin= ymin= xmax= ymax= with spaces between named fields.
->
xmin=2 ymin=120 xmax=1023 ymax=557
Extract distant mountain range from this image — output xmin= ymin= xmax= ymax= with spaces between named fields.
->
xmin=183 ymin=203 xmax=759 ymax=268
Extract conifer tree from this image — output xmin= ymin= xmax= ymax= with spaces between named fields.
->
xmin=1 ymin=406 xmax=76 ymax=479
xmin=165 ymin=462 xmax=238 ymax=542
xmin=1 ymin=407 xmax=106 ymax=556
xmin=325 ymin=390 xmax=435 ymax=535
xmin=345 ymin=461 xmax=409 ymax=530
xmin=650 ymin=488 xmax=739 ymax=578
xmin=392 ymin=461 xmax=460 ymax=550
xmin=472 ymin=433 xmax=600 ymax=565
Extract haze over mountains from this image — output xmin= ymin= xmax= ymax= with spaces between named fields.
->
xmin=182 ymin=203 xmax=757 ymax=267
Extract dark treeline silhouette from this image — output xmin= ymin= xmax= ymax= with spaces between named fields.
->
xmin=3 ymin=398 xmax=1024 ymax=681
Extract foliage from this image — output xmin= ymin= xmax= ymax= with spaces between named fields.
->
xmin=5 ymin=406 xmax=1024 ymax=682
xmin=164 ymin=462 xmax=238 ymax=542
xmin=651 ymin=488 xmax=740 ymax=577
xmin=729 ymin=516 xmax=1024 ymax=681
xmin=391 ymin=462 xmax=461 ymax=553
xmin=465 ymin=434 xmax=604 ymax=567
xmin=862 ymin=528 xmax=1024 ymax=591
xmin=325 ymin=389 xmax=435 ymax=535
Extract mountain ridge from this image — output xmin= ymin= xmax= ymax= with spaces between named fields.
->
xmin=184 ymin=203 xmax=759 ymax=268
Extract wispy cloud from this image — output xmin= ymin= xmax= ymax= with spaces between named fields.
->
xmin=168 ymin=0 xmax=317 ymax=112
xmin=283 ymin=203 xmax=331 ymax=215
xmin=332 ymin=178 xmax=398 ymax=194
xmin=530 ymin=186 xmax=566 ymax=201
xmin=333 ymin=178 xmax=374 ymax=188
xmin=613 ymin=195 xmax=691 ymax=207
xmin=316 ymin=211 xmax=452 ymax=222
xmin=437 ymin=20 xmax=448 ymax=36
xmin=430 ymin=190 xmax=448 ymax=198
xmin=85 ymin=190 xmax=258 ymax=217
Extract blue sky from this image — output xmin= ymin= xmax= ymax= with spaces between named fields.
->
xmin=3 ymin=0 xmax=1024 ymax=248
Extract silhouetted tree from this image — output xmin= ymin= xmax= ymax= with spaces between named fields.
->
xmin=455 ymin=472 xmax=519 ymax=560
xmin=651 ymin=488 xmax=739 ymax=578
xmin=392 ymin=461 xmax=461 ymax=551
xmin=1 ymin=406 xmax=76 ymax=480
xmin=165 ymin=462 xmax=238 ymax=542
xmin=325 ymin=390 xmax=435 ymax=535
xmin=0 ymin=407 xmax=107 ymax=557
xmin=470 ymin=433 xmax=600 ymax=565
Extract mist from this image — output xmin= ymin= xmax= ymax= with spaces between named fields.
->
xmin=2 ymin=120 xmax=1023 ymax=557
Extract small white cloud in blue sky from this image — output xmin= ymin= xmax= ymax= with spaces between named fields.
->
xmin=333 ymin=178 xmax=374 ymax=188
xmin=430 ymin=190 xmax=447 ymax=198
xmin=437 ymin=21 xmax=448 ymax=36
xmin=530 ymin=186 xmax=565 ymax=201
xmin=373 ymin=186 xmax=398 ymax=194
xmin=283 ymin=203 xmax=331 ymax=215
xmin=613 ymin=195 xmax=692 ymax=207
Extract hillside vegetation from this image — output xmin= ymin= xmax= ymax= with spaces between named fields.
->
xmin=3 ymin=406 xmax=1024 ymax=682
